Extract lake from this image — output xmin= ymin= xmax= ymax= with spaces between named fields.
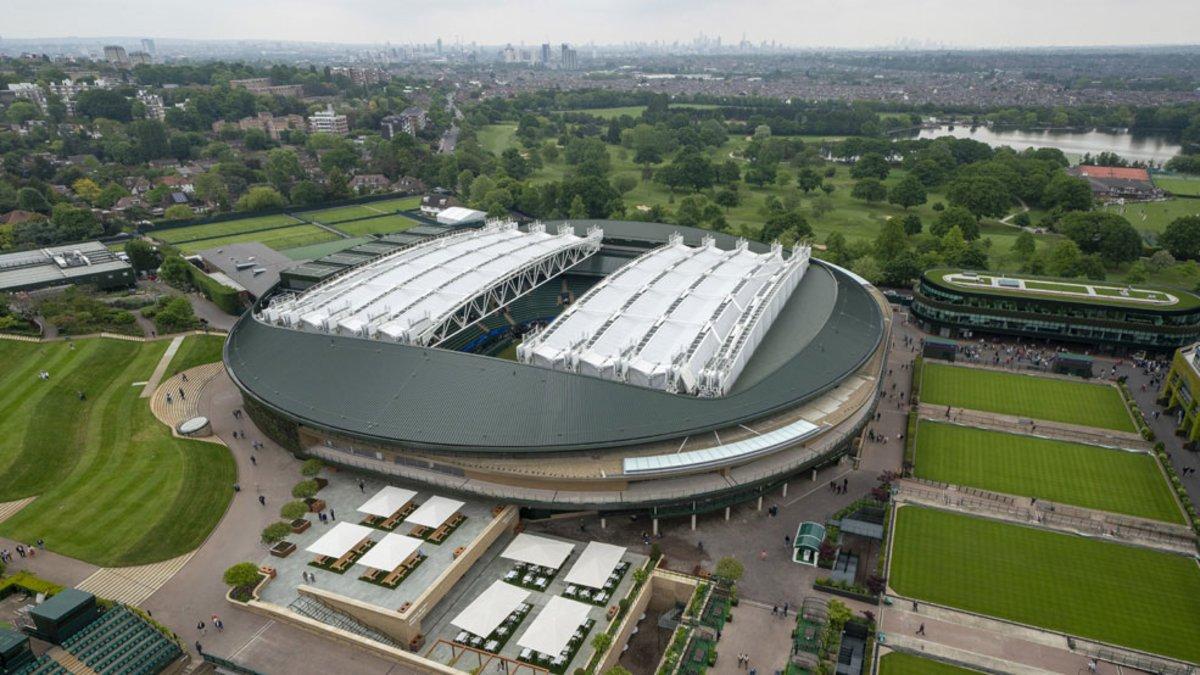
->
xmin=908 ymin=125 xmax=1182 ymax=164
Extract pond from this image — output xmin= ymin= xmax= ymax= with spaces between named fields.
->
xmin=908 ymin=125 xmax=1182 ymax=164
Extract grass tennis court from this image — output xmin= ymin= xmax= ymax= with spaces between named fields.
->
xmin=298 ymin=204 xmax=390 ymax=224
xmin=359 ymin=196 xmax=420 ymax=212
xmin=878 ymin=652 xmax=979 ymax=675
xmin=174 ymin=224 xmax=339 ymax=253
xmin=151 ymin=214 xmax=303 ymax=244
xmin=920 ymin=362 xmax=1134 ymax=432
xmin=914 ymin=422 xmax=1182 ymax=522
xmin=1153 ymin=175 xmax=1200 ymax=197
xmin=337 ymin=213 xmax=421 ymax=237
xmin=889 ymin=506 xmax=1200 ymax=663
xmin=0 ymin=337 xmax=235 ymax=566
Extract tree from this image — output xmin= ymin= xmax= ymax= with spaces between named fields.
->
xmin=289 ymin=180 xmax=323 ymax=206
xmin=124 ymin=240 xmax=161 ymax=272
xmin=265 ymin=149 xmax=305 ymax=191
xmin=743 ymin=163 xmax=778 ymax=187
xmin=714 ymin=556 xmax=744 ymax=583
xmin=1046 ymin=239 xmax=1085 ymax=277
xmin=1013 ymin=230 xmax=1037 ymax=261
xmin=1059 ymin=211 xmax=1142 ymax=265
xmin=223 ymin=562 xmax=261 ymax=589
xmin=1160 ymin=216 xmax=1200 ymax=261
xmin=154 ymin=296 xmax=198 ymax=333
xmin=850 ymin=153 xmax=890 ymax=180
xmin=874 ymin=220 xmax=909 ymax=263
xmin=301 ymin=458 xmax=324 ymax=477
xmin=164 ymin=204 xmax=193 ymax=221
xmin=613 ymin=174 xmax=638 ymax=195
xmin=1043 ymin=174 xmax=1093 ymax=212
xmin=591 ymin=632 xmax=613 ymax=653
xmin=158 ymin=255 xmax=193 ymax=289
xmin=851 ymin=178 xmax=887 ymax=203
xmin=292 ymin=480 xmax=319 ymax=499
xmin=1147 ymin=249 xmax=1176 ymax=272
xmin=939 ymin=226 xmax=969 ymax=266
xmin=946 ymin=175 xmax=1009 ymax=220
xmin=888 ymin=174 xmax=927 ymax=210
xmin=281 ymin=500 xmax=309 ymax=520
xmin=75 ymin=89 xmax=132 ymax=121
xmin=811 ymin=195 xmax=834 ymax=219
xmin=261 ymin=521 xmax=291 ymax=545
xmin=235 ymin=186 xmax=286 ymax=212
xmin=6 ymin=100 xmax=40 ymax=124
xmin=797 ymin=168 xmax=822 ymax=193
xmin=714 ymin=187 xmax=740 ymax=209
xmin=901 ymin=213 xmax=923 ymax=236
xmin=72 ymin=178 xmax=102 ymax=204
xmin=851 ymin=255 xmax=884 ymax=284
xmin=761 ymin=210 xmax=811 ymax=243
xmin=932 ymin=206 xmax=980 ymax=240
xmin=1126 ymin=260 xmax=1149 ymax=283
xmin=17 ymin=187 xmax=49 ymax=213
xmin=882 ymin=251 xmax=922 ymax=286
xmin=50 ymin=204 xmax=101 ymax=241
xmin=568 ymin=195 xmax=588 ymax=219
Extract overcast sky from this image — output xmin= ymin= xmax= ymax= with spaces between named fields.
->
xmin=6 ymin=0 xmax=1199 ymax=48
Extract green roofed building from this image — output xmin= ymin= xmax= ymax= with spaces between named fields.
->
xmin=793 ymin=522 xmax=826 ymax=566
xmin=912 ymin=268 xmax=1200 ymax=353
xmin=1160 ymin=342 xmax=1200 ymax=447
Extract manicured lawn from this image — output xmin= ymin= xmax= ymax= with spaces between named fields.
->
xmin=0 ymin=337 xmax=235 ymax=566
xmin=359 ymin=196 xmax=421 ymax=212
xmin=151 ymin=214 xmax=304 ymax=244
xmin=164 ymin=334 xmax=226 ymax=379
xmin=1101 ymin=198 xmax=1200 ymax=234
xmin=478 ymin=123 xmax=518 ymax=155
xmin=175 ymin=224 xmax=340 ymax=253
xmin=913 ymin=422 xmax=1182 ymax=522
xmin=337 ymin=213 xmax=421 ymax=237
xmin=890 ymin=507 xmax=1200 ymax=663
xmin=878 ymin=652 xmax=979 ymax=675
xmin=298 ymin=204 xmax=389 ymax=224
xmin=279 ymin=237 xmax=370 ymax=261
xmin=1153 ymin=175 xmax=1200 ymax=197
xmin=920 ymin=362 xmax=1135 ymax=432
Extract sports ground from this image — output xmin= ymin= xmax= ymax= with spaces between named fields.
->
xmin=889 ymin=506 xmax=1200 ymax=663
xmin=919 ymin=362 xmax=1135 ymax=432
xmin=0 ymin=336 xmax=234 ymax=566
xmin=913 ymin=421 xmax=1183 ymax=523
xmin=877 ymin=652 xmax=978 ymax=675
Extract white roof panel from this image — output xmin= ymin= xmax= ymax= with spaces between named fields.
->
xmin=304 ymin=522 xmax=376 ymax=558
xmin=500 ymin=533 xmax=576 ymax=570
xmin=517 ymin=596 xmax=594 ymax=656
xmin=356 ymin=486 xmax=418 ymax=517
xmin=563 ymin=542 xmax=627 ymax=589
xmin=404 ymin=495 xmax=465 ymax=529
xmin=450 ymin=580 xmax=531 ymax=638
xmin=356 ymin=534 xmax=424 ymax=571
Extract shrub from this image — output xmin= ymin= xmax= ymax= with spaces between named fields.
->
xmin=261 ymin=521 xmax=291 ymax=545
xmin=591 ymin=632 xmax=613 ymax=653
xmin=291 ymin=479 xmax=319 ymax=499
xmin=714 ymin=556 xmax=744 ymax=583
xmin=223 ymin=562 xmax=260 ymax=588
xmin=300 ymin=458 xmax=324 ymax=477
xmin=280 ymin=500 xmax=308 ymax=520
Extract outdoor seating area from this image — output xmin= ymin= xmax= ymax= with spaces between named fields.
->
xmin=501 ymin=534 xmax=575 ymax=591
xmin=516 ymin=596 xmax=597 ymax=674
xmin=561 ymin=542 xmax=629 ymax=607
xmin=57 ymin=605 xmax=181 ymax=675
xmin=305 ymin=522 xmax=377 ymax=574
xmin=357 ymin=486 xmax=418 ymax=531
xmin=405 ymin=495 xmax=467 ymax=544
xmin=450 ymin=581 xmax=534 ymax=654
xmin=356 ymin=533 xmax=428 ymax=589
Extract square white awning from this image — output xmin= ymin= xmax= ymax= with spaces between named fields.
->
xmin=450 ymin=580 xmax=531 ymax=638
xmin=517 ymin=596 xmax=593 ymax=656
xmin=304 ymin=522 xmax=376 ymax=558
xmin=357 ymin=486 xmax=418 ymax=517
xmin=500 ymin=533 xmax=575 ymax=571
xmin=355 ymin=534 xmax=424 ymax=571
xmin=563 ymin=542 xmax=627 ymax=589
xmin=404 ymin=495 xmax=465 ymax=529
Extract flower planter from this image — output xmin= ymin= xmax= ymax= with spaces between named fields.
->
xmin=313 ymin=477 xmax=329 ymax=490
xmin=290 ymin=518 xmax=311 ymax=534
xmin=269 ymin=541 xmax=296 ymax=558
xmin=305 ymin=498 xmax=326 ymax=513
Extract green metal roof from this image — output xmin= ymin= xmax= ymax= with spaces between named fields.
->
xmin=795 ymin=522 xmax=826 ymax=550
xmin=225 ymin=222 xmax=885 ymax=454
xmin=30 ymin=589 xmax=93 ymax=623
xmin=923 ymin=267 xmax=1200 ymax=312
xmin=0 ymin=627 xmax=28 ymax=653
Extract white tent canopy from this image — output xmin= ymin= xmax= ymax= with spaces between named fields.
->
xmin=357 ymin=486 xmax=418 ymax=517
xmin=356 ymin=534 xmax=424 ymax=571
xmin=404 ymin=495 xmax=465 ymax=529
xmin=450 ymin=580 xmax=531 ymax=638
xmin=500 ymin=534 xmax=576 ymax=571
xmin=304 ymin=522 xmax=375 ymax=558
xmin=563 ymin=542 xmax=627 ymax=589
xmin=517 ymin=596 xmax=593 ymax=656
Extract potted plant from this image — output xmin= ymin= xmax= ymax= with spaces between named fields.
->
xmin=223 ymin=562 xmax=264 ymax=602
xmin=262 ymin=521 xmax=295 ymax=558
xmin=292 ymin=479 xmax=325 ymax=512
xmin=281 ymin=500 xmax=310 ymax=532
xmin=301 ymin=459 xmax=327 ymax=488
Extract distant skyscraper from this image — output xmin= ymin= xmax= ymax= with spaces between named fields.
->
xmin=436 ymin=37 xmax=442 ymax=55
xmin=140 ymin=38 xmax=156 ymax=55
xmin=560 ymin=43 xmax=577 ymax=70
xmin=103 ymin=45 xmax=128 ymax=65
xmin=541 ymin=43 xmax=550 ymax=64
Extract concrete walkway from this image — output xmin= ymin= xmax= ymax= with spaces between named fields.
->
xmin=139 ymin=335 xmax=184 ymax=399
xmin=149 ymin=362 xmax=225 ymax=440
xmin=709 ymin=601 xmax=795 ymax=675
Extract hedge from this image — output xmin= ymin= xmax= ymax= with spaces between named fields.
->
xmin=187 ymin=265 xmax=242 ymax=315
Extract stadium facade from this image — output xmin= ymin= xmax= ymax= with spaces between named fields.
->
xmin=224 ymin=220 xmax=890 ymax=516
xmin=912 ymin=268 xmax=1200 ymax=353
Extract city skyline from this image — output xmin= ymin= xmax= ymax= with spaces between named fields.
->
xmin=4 ymin=0 xmax=1200 ymax=49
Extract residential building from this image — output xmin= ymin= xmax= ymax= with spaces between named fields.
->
xmin=1159 ymin=342 xmax=1200 ymax=446
xmin=420 ymin=193 xmax=459 ymax=215
xmin=329 ymin=66 xmax=387 ymax=85
xmin=561 ymin=44 xmax=578 ymax=70
xmin=141 ymin=38 xmax=156 ymax=55
xmin=127 ymin=51 xmax=153 ymax=66
xmin=7 ymin=83 xmax=47 ymax=113
xmin=541 ymin=43 xmax=551 ymax=65
xmin=1066 ymin=165 xmax=1163 ymax=201
xmin=137 ymin=90 xmax=166 ymax=121
xmin=381 ymin=107 xmax=426 ymax=138
xmin=229 ymin=77 xmax=305 ymax=98
xmin=308 ymin=105 xmax=349 ymax=135
xmin=214 ymin=112 xmax=305 ymax=140
xmin=103 ymin=45 xmax=128 ymax=65
xmin=911 ymin=268 xmax=1200 ymax=353
xmin=349 ymin=174 xmax=390 ymax=193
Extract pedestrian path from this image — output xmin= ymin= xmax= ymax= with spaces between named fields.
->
xmin=149 ymin=362 xmax=226 ymax=442
xmin=918 ymin=402 xmax=1149 ymax=449
xmin=140 ymin=335 xmax=185 ymax=399
xmin=0 ymin=496 xmax=35 ymax=525
xmin=75 ymin=550 xmax=196 ymax=606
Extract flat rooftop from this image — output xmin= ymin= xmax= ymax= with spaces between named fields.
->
xmin=0 ymin=241 xmax=132 ymax=291
xmin=927 ymin=268 xmax=1199 ymax=310
xmin=519 ymin=235 xmax=809 ymax=396
xmin=197 ymin=242 xmax=296 ymax=298
xmin=260 ymin=221 xmax=602 ymax=345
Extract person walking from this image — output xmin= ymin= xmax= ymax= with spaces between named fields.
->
xmin=250 ymin=455 xmax=256 ymax=466
xmin=916 ymin=623 xmax=925 ymax=636
xmin=358 ymin=479 xmax=366 ymax=493
xmin=258 ymin=495 xmax=266 ymax=506
xmin=330 ymin=509 xmax=336 ymax=520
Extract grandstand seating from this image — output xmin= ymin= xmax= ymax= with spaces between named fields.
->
xmin=12 ymin=605 xmax=183 ymax=675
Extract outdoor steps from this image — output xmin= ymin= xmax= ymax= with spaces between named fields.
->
xmin=149 ymin=362 xmax=225 ymax=438
xmin=74 ymin=550 xmax=196 ymax=607
xmin=48 ymin=648 xmax=99 ymax=675
xmin=0 ymin=496 xmax=35 ymax=525
xmin=917 ymin=402 xmax=1149 ymax=450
